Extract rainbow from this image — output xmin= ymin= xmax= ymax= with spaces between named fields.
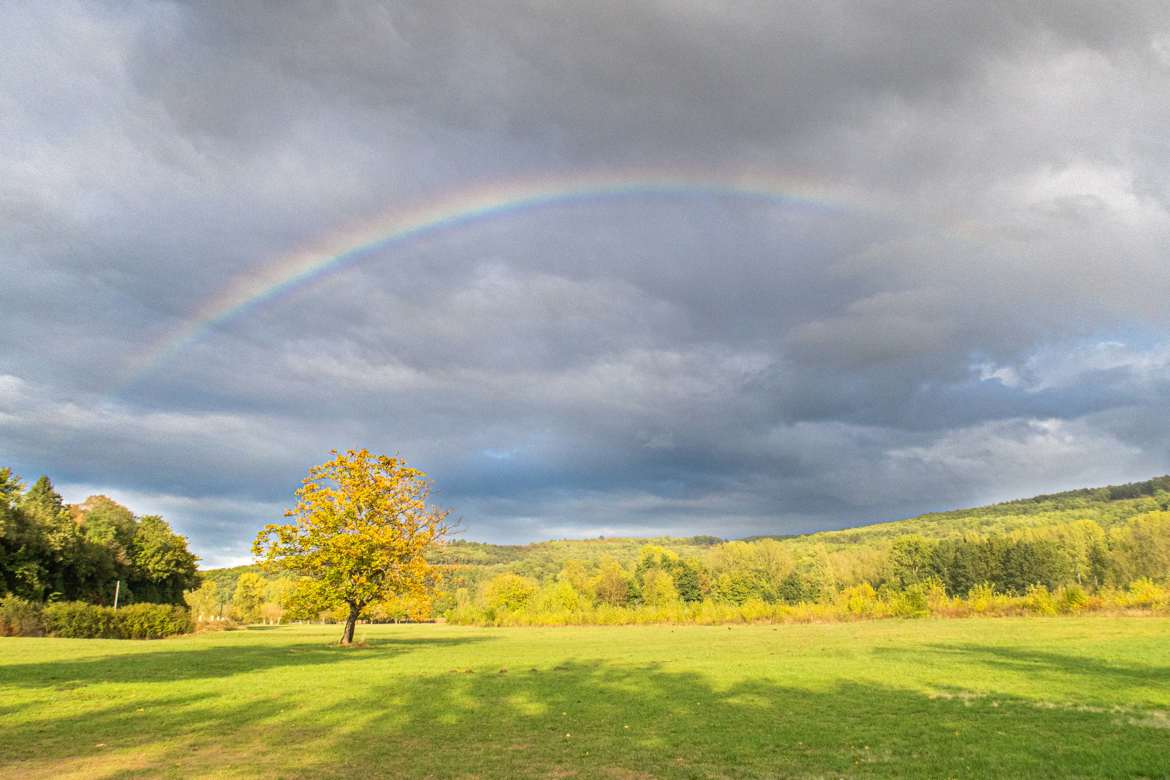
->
xmin=119 ymin=168 xmax=864 ymax=390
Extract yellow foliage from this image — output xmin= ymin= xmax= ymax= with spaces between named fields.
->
xmin=483 ymin=573 xmax=540 ymax=612
xmin=641 ymin=569 xmax=679 ymax=607
xmin=253 ymin=449 xmax=450 ymax=643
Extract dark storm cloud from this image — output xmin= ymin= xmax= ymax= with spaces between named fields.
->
xmin=2 ymin=1 xmax=1170 ymax=564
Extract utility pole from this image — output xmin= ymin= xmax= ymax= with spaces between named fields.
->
xmin=113 ymin=580 xmax=121 ymax=610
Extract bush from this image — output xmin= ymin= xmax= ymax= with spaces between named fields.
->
xmin=43 ymin=602 xmax=122 ymax=638
xmin=41 ymin=601 xmax=192 ymax=639
xmin=886 ymin=583 xmax=930 ymax=618
xmin=966 ymin=582 xmax=997 ymax=614
xmin=838 ymin=583 xmax=880 ymax=618
xmin=0 ymin=595 xmax=45 ymax=636
xmin=1056 ymin=585 xmax=1089 ymax=614
xmin=1023 ymin=585 xmax=1057 ymax=616
xmin=1124 ymin=578 xmax=1164 ymax=609
xmin=118 ymin=603 xmax=193 ymax=639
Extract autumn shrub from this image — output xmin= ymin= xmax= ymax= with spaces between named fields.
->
xmin=966 ymin=582 xmax=997 ymax=614
xmin=739 ymin=598 xmax=774 ymax=623
xmin=1056 ymin=584 xmax=1090 ymax=614
xmin=1023 ymin=585 xmax=1058 ymax=616
xmin=693 ymin=599 xmax=728 ymax=625
xmin=0 ymin=595 xmax=45 ymax=636
xmin=886 ymin=583 xmax=930 ymax=618
xmin=925 ymin=581 xmax=950 ymax=613
xmin=1122 ymin=578 xmax=1165 ymax=609
xmin=838 ymin=583 xmax=880 ymax=618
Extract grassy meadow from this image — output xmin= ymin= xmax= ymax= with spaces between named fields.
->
xmin=2 ymin=617 xmax=1169 ymax=778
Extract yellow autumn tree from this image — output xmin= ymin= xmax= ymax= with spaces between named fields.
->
xmin=252 ymin=449 xmax=450 ymax=644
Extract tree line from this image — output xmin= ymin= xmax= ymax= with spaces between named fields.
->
xmin=197 ymin=507 xmax=1170 ymax=628
xmin=0 ymin=468 xmax=199 ymax=606
xmin=435 ymin=507 xmax=1169 ymax=625
xmin=9 ymin=455 xmax=1169 ymax=631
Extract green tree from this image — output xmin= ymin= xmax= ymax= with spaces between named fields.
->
xmin=641 ymin=568 xmax=679 ymax=607
xmin=72 ymin=495 xmax=137 ymax=603
xmin=714 ymin=570 xmax=759 ymax=605
xmin=635 ymin=545 xmax=705 ymax=602
xmin=886 ymin=536 xmax=935 ymax=589
xmin=671 ymin=559 xmax=704 ymax=602
xmin=779 ymin=548 xmax=837 ymax=604
xmin=18 ymin=476 xmax=72 ymax=599
xmin=706 ymin=539 xmax=793 ymax=602
xmin=0 ymin=469 xmax=43 ymax=599
xmin=260 ymin=577 xmax=297 ymax=624
xmin=184 ymin=580 xmax=220 ymax=622
xmin=534 ymin=579 xmax=584 ymax=612
xmin=483 ymin=573 xmax=539 ymax=612
xmin=232 ymin=572 xmax=266 ymax=623
xmin=998 ymin=538 xmax=1068 ymax=594
xmin=0 ymin=472 xmax=199 ymax=606
xmin=590 ymin=558 xmax=631 ymax=606
xmin=557 ymin=559 xmax=590 ymax=593
xmin=253 ymin=449 xmax=451 ymax=644
xmin=129 ymin=515 xmax=199 ymax=604
xmin=1108 ymin=511 xmax=1170 ymax=585
xmin=930 ymin=538 xmax=999 ymax=596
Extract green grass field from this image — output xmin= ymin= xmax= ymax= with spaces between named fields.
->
xmin=2 ymin=618 xmax=1168 ymax=778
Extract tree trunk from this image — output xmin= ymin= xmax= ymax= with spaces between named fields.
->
xmin=340 ymin=602 xmax=360 ymax=645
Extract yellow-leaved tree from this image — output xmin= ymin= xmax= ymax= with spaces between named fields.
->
xmin=253 ymin=449 xmax=450 ymax=644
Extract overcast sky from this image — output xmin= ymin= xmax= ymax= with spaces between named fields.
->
xmin=3 ymin=2 xmax=1170 ymax=566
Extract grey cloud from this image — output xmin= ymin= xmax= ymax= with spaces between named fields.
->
xmin=126 ymin=2 xmax=1167 ymax=161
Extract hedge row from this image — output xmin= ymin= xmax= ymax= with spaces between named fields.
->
xmin=0 ymin=596 xmax=192 ymax=639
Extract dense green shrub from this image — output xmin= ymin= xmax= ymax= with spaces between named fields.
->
xmin=40 ymin=601 xmax=192 ymax=639
xmin=888 ymin=583 xmax=931 ymax=618
xmin=118 ymin=603 xmax=193 ymax=639
xmin=0 ymin=595 xmax=45 ymax=636
xmin=42 ymin=602 xmax=122 ymax=637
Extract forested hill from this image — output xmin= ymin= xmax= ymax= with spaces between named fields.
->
xmin=779 ymin=475 xmax=1170 ymax=547
xmin=205 ymin=475 xmax=1170 ymax=588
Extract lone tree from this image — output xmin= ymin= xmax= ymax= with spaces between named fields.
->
xmin=253 ymin=449 xmax=450 ymax=644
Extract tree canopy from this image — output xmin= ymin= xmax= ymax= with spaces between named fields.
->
xmin=0 ymin=468 xmax=198 ymax=605
xmin=253 ymin=449 xmax=450 ymax=643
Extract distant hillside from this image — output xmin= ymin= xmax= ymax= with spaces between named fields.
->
xmin=804 ymin=475 xmax=1170 ymax=548
xmin=204 ymin=536 xmax=723 ymax=590
xmin=203 ymin=476 xmax=1170 ymax=593
xmin=428 ymin=535 xmax=723 ymax=577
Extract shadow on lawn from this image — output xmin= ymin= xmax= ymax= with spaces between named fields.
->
xmin=2 ymin=647 xmax=1169 ymax=778
xmin=874 ymin=643 xmax=1170 ymax=691
xmin=0 ymin=635 xmax=493 ymax=687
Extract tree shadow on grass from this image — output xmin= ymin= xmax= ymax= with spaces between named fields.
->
xmin=873 ymin=643 xmax=1170 ymax=693
xmin=0 ymin=635 xmax=493 ymax=687
xmin=320 ymin=660 xmax=1170 ymax=779
xmin=3 ymin=654 xmax=1169 ymax=778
